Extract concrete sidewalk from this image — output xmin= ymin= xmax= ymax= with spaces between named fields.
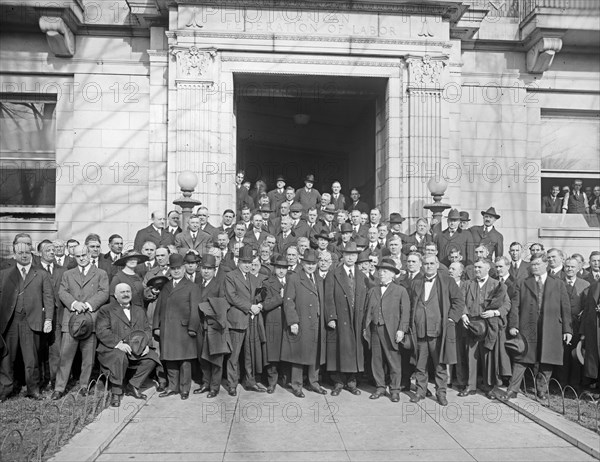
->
xmin=52 ymin=385 xmax=599 ymax=462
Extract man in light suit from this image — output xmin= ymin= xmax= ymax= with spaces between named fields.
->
xmin=133 ymin=210 xmax=175 ymax=251
xmin=0 ymin=243 xmax=54 ymax=399
xmin=174 ymin=214 xmax=212 ymax=256
xmin=52 ymin=245 xmax=109 ymax=400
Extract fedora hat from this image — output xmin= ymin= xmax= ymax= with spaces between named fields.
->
xmin=357 ymin=250 xmax=371 ymax=264
xmin=168 ymin=253 xmax=184 ymax=268
xmin=468 ymin=318 xmax=487 ymax=341
xmin=354 ymin=236 xmax=368 ymax=248
xmin=459 ymin=211 xmax=470 ymax=222
xmin=572 ymin=340 xmax=585 ymax=366
xmin=272 ymin=255 xmax=289 ymax=268
xmin=275 ymin=175 xmax=285 ymax=183
xmin=146 ymin=275 xmax=170 ymax=290
xmin=290 ymin=203 xmax=303 ymax=213
xmin=447 ymin=208 xmax=461 ymax=220
xmin=341 ymin=242 xmax=361 ymax=254
xmin=300 ymin=249 xmax=319 ymax=264
xmin=314 ymin=232 xmax=333 ymax=242
xmin=259 ymin=205 xmax=273 ymax=213
xmin=400 ymin=333 xmax=414 ymax=351
xmin=238 ymin=245 xmax=255 ymax=263
xmin=113 ymin=250 xmax=149 ymax=267
xmin=323 ymin=204 xmax=336 ymax=214
xmin=389 ymin=213 xmax=405 ymax=224
xmin=375 ymin=257 xmax=400 ymax=275
xmin=505 ymin=331 xmax=528 ymax=357
xmin=481 ymin=207 xmax=501 ymax=219
xmin=200 ymin=254 xmax=217 ymax=268
xmin=126 ymin=330 xmax=149 ymax=357
xmin=340 ymin=223 xmax=353 ymax=233
xmin=69 ymin=312 xmax=93 ymax=340
xmin=304 ymin=174 xmax=316 ymax=183
xmin=184 ymin=252 xmax=201 ymax=264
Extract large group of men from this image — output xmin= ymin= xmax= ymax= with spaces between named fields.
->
xmin=1 ymin=172 xmax=599 ymax=409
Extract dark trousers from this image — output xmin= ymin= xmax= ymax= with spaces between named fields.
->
xmin=370 ymin=325 xmax=402 ymax=392
xmin=331 ymin=372 xmax=357 ymax=390
xmin=290 ymin=361 xmax=320 ymax=392
xmin=456 ymin=333 xmax=488 ymax=390
xmin=99 ymin=350 xmax=156 ymax=395
xmin=508 ymin=362 xmax=554 ymax=395
xmin=227 ymin=328 xmax=256 ymax=388
xmin=0 ymin=341 xmax=11 ymax=398
xmin=558 ymin=337 xmax=582 ymax=388
xmin=165 ymin=360 xmax=192 ymax=394
xmin=400 ymin=347 xmax=414 ymax=389
xmin=48 ymin=327 xmax=62 ymax=382
xmin=54 ymin=332 xmax=96 ymax=393
xmin=200 ymin=357 xmax=223 ymax=392
xmin=415 ymin=336 xmax=448 ymax=397
xmin=266 ymin=362 xmax=279 ymax=387
xmin=5 ymin=312 xmax=41 ymax=394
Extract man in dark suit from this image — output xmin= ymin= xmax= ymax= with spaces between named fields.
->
xmin=214 ymin=209 xmax=236 ymax=240
xmin=542 ymin=185 xmax=563 ymax=213
xmin=408 ymin=254 xmax=465 ymax=405
xmin=585 ymin=251 xmax=600 ymax=284
xmin=325 ymin=243 xmax=368 ymax=397
xmin=349 ymin=210 xmax=369 ymax=239
xmin=133 ymin=211 xmax=176 ymax=251
xmin=153 ymin=253 xmax=201 ymax=400
xmin=434 ymin=208 xmax=474 ymax=265
xmin=267 ymin=176 xmax=287 ymax=212
xmin=470 ymin=207 xmax=504 ymax=260
xmin=53 ymin=239 xmax=77 ymax=270
xmin=363 ymin=258 xmax=411 ymax=402
xmin=346 ymin=188 xmax=369 ymax=214
xmin=330 ymin=181 xmax=346 ymax=212
xmin=96 ymin=283 xmax=159 ymax=407
xmin=295 ymin=174 xmax=321 ymax=213
xmin=289 ymin=203 xmax=310 ymax=238
xmin=224 ymin=246 xmax=267 ymax=395
xmin=52 ymin=244 xmax=109 ymax=399
xmin=0 ymin=243 xmax=54 ymax=399
xmin=385 ymin=213 xmax=408 ymax=245
xmin=101 ymin=234 xmax=124 ymax=283
xmin=243 ymin=213 xmax=269 ymax=250
xmin=314 ymin=205 xmax=338 ymax=241
xmin=508 ymin=242 xmax=530 ymax=281
xmin=236 ymin=171 xmax=255 ymax=215
xmin=506 ymin=254 xmax=572 ymax=400
xmin=135 ymin=241 xmax=158 ymax=280
xmin=167 ymin=210 xmax=183 ymax=236
xmin=174 ymin=214 xmax=212 ymax=256
xmin=196 ymin=206 xmax=217 ymax=236
xmin=281 ymin=249 xmax=327 ymax=398
xmin=547 ymin=248 xmax=566 ymax=279
xmin=402 ymin=218 xmax=433 ymax=256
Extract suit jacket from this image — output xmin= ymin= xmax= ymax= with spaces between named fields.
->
xmin=236 ymin=185 xmax=254 ymax=214
xmin=542 ymin=195 xmax=562 ymax=213
xmin=267 ymin=189 xmax=286 ymax=210
xmin=509 ymin=260 xmax=530 ymax=281
xmin=214 ymin=225 xmax=235 ymax=241
xmin=295 ymin=188 xmax=321 ymax=212
xmin=434 ymin=228 xmax=474 ymax=264
xmin=584 ymin=271 xmax=600 ymax=285
xmin=464 ymin=278 xmax=510 ymax=349
xmin=175 ymin=229 xmax=212 ymax=256
xmin=167 ymin=225 xmax=183 ymax=236
xmin=97 ymin=254 xmax=117 ymax=283
xmin=330 ymin=194 xmax=346 ymax=212
xmin=135 ymin=260 xmax=158 ymax=279
xmin=262 ymin=274 xmax=287 ymax=362
xmin=565 ymin=277 xmax=590 ymax=334
xmin=133 ymin=225 xmax=175 ymax=252
xmin=38 ymin=263 xmax=67 ymax=328
xmin=402 ymin=232 xmax=433 ymax=256
xmin=470 ymin=226 xmax=504 ymax=260
xmin=243 ymin=228 xmax=269 ymax=250
xmin=274 ymin=231 xmax=297 ymax=255
xmin=0 ymin=265 xmax=54 ymax=334
xmin=225 ymin=268 xmax=259 ymax=330
xmin=55 ymin=255 xmax=77 ymax=270
xmin=346 ymin=200 xmax=369 ymax=214
xmin=58 ymin=265 xmax=109 ymax=333
xmin=351 ymin=224 xmax=369 ymax=240
xmin=291 ymin=219 xmax=310 ymax=239
xmin=579 ymin=281 xmax=600 ymax=379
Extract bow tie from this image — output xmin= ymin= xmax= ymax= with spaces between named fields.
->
xmin=380 ymin=283 xmax=390 ymax=288
xmin=425 ymin=277 xmax=436 ymax=283
xmin=477 ymin=278 xmax=486 ymax=283
xmin=121 ymin=304 xmax=131 ymax=310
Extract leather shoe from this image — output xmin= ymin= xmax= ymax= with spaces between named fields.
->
xmin=266 ymin=386 xmax=275 ymax=394
xmin=158 ymin=389 xmax=178 ymax=398
xmin=370 ymin=391 xmax=386 ymax=400
xmin=207 ymin=391 xmax=219 ymax=398
xmin=425 ymin=389 xmax=433 ymax=397
xmin=156 ymin=383 xmax=166 ymax=393
xmin=310 ymin=386 xmax=327 ymax=395
xmin=180 ymin=392 xmax=189 ymax=400
xmin=51 ymin=391 xmax=64 ymax=401
xmin=246 ymin=384 xmax=267 ymax=393
xmin=504 ymin=391 xmax=518 ymax=400
xmin=409 ymin=394 xmax=424 ymax=403
xmin=292 ymin=389 xmax=305 ymax=398
xmin=437 ymin=394 xmax=448 ymax=406
xmin=346 ymin=387 xmax=361 ymax=396
xmin=110 ymin=393 xmax=121 ymax=407
xmin=125 ymin=384 xmax=147 ymax=400
xmin=228 ymin=388 xmax=237 ymax=397
xmin=458 ymin=389 xmax=477 ymax=397
xmin=390 ymin=392 xmax=400 ymax=403
xmin=331 ymin=387 xmax=343 ymax=397
xmin=193 ymin=385 xmax=210 ymax=394
xmin=486 ymin=390 xmax=498 ymax=400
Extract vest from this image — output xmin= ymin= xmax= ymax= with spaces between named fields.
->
xmin=414 ymin=281 xmax=442 ymax=338
xmin=567 ymin=193 xmax=586 ymax=213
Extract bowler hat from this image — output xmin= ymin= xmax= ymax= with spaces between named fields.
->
xmin=447 ymin=208 xmax=461 ymax=220
xmin=272 ymin=255 xmax=289 ymax=268
xmin=505 ymin=331 xmax=528 ymax=357
xmin=300 ymin=249 xmax=319 ymax=264
xmin=340 ymin=223 xmax=353 ymax=233
xmin=275 ymin=175 xmax=285 ymax=183
xmin=146 ymin=275 xmax=170 ymax=290
xmin=357 ymin=250 xmax=371 ymax=264
xmin=389 ymin=213 xmax=405 ymax=224
xmin=184 ymin=252 xmax=201 ymax=264
xmin=314 ymin=232 xmax=333 ymax=242
xmin=200 ymin=254 xmax=217 ymax=268
xmin=459 ymin=211 xmax=470 ymax=222
xmin=290 ymin=203 xmax=303 ymax=213
xmin=304 ymin=174 xmax=316 ymax=184
xmin=481 ymin=207 xmax=501 ymax=219
xmin=238 ymin=245 xmax=254 ymax=263
xmin=375 ymin=258 xmax=400 ymax=275
xmin=113 ymin=250 xmax=149 ymax=267
xmin=323 ymin=204 xmax=336 ymax=214
xmin=468 ymin=318 xmax=487 ymax=341
xmin=342 ymin=242 xmax=361 ymax=254
xmin=126 ymin=330 xmax=149 ymax=357
xmin=169 ymin=253 xmax=184 ymax=268
xmin=69 ymin=312 xmax=93 ymax=340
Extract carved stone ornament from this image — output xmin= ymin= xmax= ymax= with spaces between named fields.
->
xmin=39 ymin=16 xmax=75 ymax=58
xmin=407 ymin=55 xmax=446 ymax=87
xmin=527 ymin=37 xmax=563 ymax=74
xmin=172 ymin=47 xmax=217 ymax=80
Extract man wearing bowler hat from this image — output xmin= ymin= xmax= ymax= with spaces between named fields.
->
xmin=96 ymin=283 xmax=159 ymax=407
xmin=281 ymin=249 xmax=327 ymax=398
xmin=470 ymin=207 xmax=504 ymax=260
xmin=295 ymin=174 xmax=322 ymax=213
xmin=386 ymin=213 xmax=408 ymax=245
xmin=363 ymin=257 xmax=411 ymax=402
xmin=153 ymin=253 xmax=201 ymax=400
xmin=459 ymin=211 xmax=471 ymax=231
xmin=434 ymin=208 xmax=475 ymax=265
xmin=325 ymin=242 xmax=368 ymax=396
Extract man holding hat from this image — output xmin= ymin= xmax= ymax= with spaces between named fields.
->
xmin=325 ymin=242 xmax=368 ymax=396
xmin=153 ymin=253 xmax=201 ymax=400
xmin=363 ymin=257 xmax=411 ymax=402
xmin=281 ymin=249 xmax=327 ymax=397
xmin=295 ymin=174 xmax=321 ymax=213
xmin=470 ymin=207 xmax=504 ymax=260
xmin=315 ymin=204 xmax=338 ymax=240
xmin=434 ymin=208 xmax=475 ymax=265
xmin=96 ymin=283 xmax=159 ymax=407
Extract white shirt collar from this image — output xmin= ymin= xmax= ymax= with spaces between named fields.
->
xmin=16 ymin=262 xmax=32 ymax=272
xmin=537 ymin=273 xmax=548 ymax=284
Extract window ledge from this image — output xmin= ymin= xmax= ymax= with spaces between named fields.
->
xmin=539 ymin=227 xmax=600 ymax=239
xmin=0 ymin=220 xmax=57 ymax=233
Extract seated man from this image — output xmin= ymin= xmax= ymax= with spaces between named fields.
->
xmin=96 ymin=283 xmax=160 ymax=407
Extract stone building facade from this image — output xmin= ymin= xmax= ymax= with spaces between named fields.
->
xmin=0 ymin=0 xmax=598 ymax=256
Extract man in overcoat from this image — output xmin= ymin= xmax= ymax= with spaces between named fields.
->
xmin=579 ymin=280 xmax=600 ymax=383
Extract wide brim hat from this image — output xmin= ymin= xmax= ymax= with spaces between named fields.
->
xmin=168 ymin=253 xmax=185 ymax=268
xmin=481 ymin=207 xmax=501 ymax=219
xmin=468 ymin=318 xmax=487 ymax=341
xmin=238 ymin=245 xmax=255 ymax=263
xmin=200 ymin=254 xmax=217 ymax=268
xmin=314 ymin=232 xmax=333 ymax=242
xmin=146 ymin=275 xmax=170 ymax=289
xmin=389 ymin=213 xmax=405 ymax=224
xmin=572 ymin=340 xmax=585 ymax=365
xmin=505 ymin=331 xmax=528 ymax=356
xmin=126 ymin=330 xmax=149 ymax=357
xmin=341 ymin=242 xmax=361 ymax=254
xmin=375 ymin=258 xmax=400 ymax=275
xmin=300 ymin=249 xmax=319 ymax=264
xmin=357 ymin=250 xmax=371 ymax=264
xmin=304 ymin=174 xmax=316 ymax=183
xmin=447 ymin=208 xmax=461 ymax=220
xmin=272 ymin=255 xmax=289 ymax=268
xmin=69 ymin=312 xmax=93 ymax=340
xmin=113 ymin=251 xmax=149 ymax=267
xmin=340 ymin=223 xmax=353 ymax=233
xmin=459 ymin=211 xmax=470 ymax=222
xmin=323 ymin=204 xmax=336 ymax=214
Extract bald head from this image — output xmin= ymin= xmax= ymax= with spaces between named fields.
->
xmin=151 ymin=210 xmax=166 ymax=229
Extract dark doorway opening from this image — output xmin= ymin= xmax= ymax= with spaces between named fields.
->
xmin=235 ymin=74 xmax=385 ymax=210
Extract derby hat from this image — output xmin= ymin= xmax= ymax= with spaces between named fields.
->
xmin=354 ymin=236 xmax=368 ymax=248
xmin=447 ymin=208 xmax=461 ymax=220
xmin=69 ymin=311 xmax=93 ymax=340
xmin=356 ymin=250 xmax=371 ymax=264
xmin=314 ymin=232 xmax=333 ymax=242
xmin=126 ymin=330 xmax=149 ymax=357
xmin=304 ymin=174 xmax=316 ymax=184
xmin=340 ymin=223 xmax=353 ymax=233
xmin=342 ymin=242 xmax=361 ymax=253
xmin=467 ymin=318 xmax=487 ymax=341
xmin=300 ymin=249 xmax=319 ymax=264
xmin=200 ymin=254 xmax=217 ymax=268
xmin=459 ymin=211 xmax=470 ymax=222
xmin=389 ymin=213 xmax=406 ymax=224
xmin=275 ymin=175 xmax=285 ymax=183
xmin=505 ymin=331 xmax=528 ymax=356
xmin=290 ymin=203 xmax=303 ymax=213
xmin=375 ymin=257 xmax=400 ymax=275
xmin=272 ymin=255 xmax=290 ymax=268
xmin=146 ymin=275 xmax=170 ymax=290
xmin=113 ymin=250 xmax=149 ymax=267
xmin=238 ymin=245 xmax=255 ymax=263
xmin=481 ymin=207 xmax=501 ymax=219
xmin=168 ymin=253 xmax=184 ymax=268
xmin=259 ymin=205 xmax=273 ymax=213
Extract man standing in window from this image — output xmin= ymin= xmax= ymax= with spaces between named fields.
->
xmin=562 ymin=179 xmax=589 ymax=214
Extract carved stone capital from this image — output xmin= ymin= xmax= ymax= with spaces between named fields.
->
xmin=527 ymin=37 xmax=563 ymax=74
xmin=39 ymin=16 xmax=75 ymax=58
xmin=171 ymin=46 xmax=217 ymax=81
xmin=406 ymin=55 xmax=447 ymax=88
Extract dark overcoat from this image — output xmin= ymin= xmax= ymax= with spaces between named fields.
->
xmin=580 ymin=281 xmax=600 ymax=378
xmin=262 ymin=274 xmax=287 ymax=363
xmin=225 ymin=268 xmax=259 ymax=330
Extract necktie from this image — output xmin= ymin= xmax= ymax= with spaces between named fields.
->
xmin=595 ymin=272 xmax=600 ymax=281
xmin=349 ymin=269 xmax=354 ymax=281
xmin=173 ymin=280 xmax=178 ymax=288
xmin=21 ymin=267 xmax=27 ymax=279
xmin=192 ymin=232 xmax=197 ymax=241
xmin=146 ymin=262 xmax=151 ymax=269
xmin=536 ymin=277 xmax=544 ymax=313
xmin=91 ymin=259 xmax=97 ymax=268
